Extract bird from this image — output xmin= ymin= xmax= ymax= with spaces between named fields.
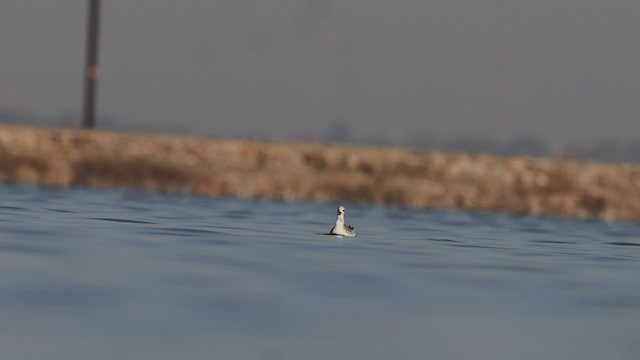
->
xmin=329 ymin=206 xmax=356 ymax=237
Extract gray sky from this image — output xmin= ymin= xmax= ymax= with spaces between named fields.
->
xmin=1 ymin=0 xmax=639 ymax=145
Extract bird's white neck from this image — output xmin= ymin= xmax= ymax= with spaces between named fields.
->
xmin=335 ymin=213 xmax=345 ymax=226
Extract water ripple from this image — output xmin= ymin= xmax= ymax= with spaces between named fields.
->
xmin=89 ymin=217 xmax=156 ymax=224
xmin=0 ymin=242 xmax=63 ymax=256
xmin=8 ymin=284 xmax=126 ymax=309
xmin=608 ymin=242 xmax=640 ymax=247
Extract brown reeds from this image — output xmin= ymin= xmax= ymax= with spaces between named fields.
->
xmin=1 ymin=124 xmax=640 ymax=221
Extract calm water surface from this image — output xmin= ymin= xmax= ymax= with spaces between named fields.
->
xmin=1 ymin=184 xmax=640 ymax=359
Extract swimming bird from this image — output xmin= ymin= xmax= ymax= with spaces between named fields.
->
xmin=329 ymin=206 xmax=356 ymax=237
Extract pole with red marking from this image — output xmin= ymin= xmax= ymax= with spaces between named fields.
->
xmin=82 ymin=0 xmax=101 ymax=129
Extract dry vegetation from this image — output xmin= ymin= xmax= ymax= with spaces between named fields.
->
xmin=1 ymin=125 xmax=640 ymax=221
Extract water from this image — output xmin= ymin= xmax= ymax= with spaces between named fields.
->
xmin=1 ymin=184 xmax=640 ymax=359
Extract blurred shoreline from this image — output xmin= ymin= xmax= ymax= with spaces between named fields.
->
xmin=1 ymin=125 xmax=639 ymax=221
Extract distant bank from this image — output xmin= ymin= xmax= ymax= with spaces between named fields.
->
xmin=1 ymin=125 xmax=639 ymax=221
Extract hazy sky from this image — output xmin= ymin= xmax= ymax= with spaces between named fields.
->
xmin=1 ymin=0 xmax=640 ymax=145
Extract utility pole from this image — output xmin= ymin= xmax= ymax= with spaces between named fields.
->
xmin=82 ymin=0 xmax=101 ymax=129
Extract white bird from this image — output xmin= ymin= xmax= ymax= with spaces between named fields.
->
xmin=329 ymin=206 xmax=356 ymax=237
